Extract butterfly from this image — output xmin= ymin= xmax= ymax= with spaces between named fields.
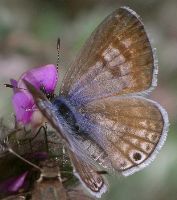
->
xmin=24 ymin=6 xmax=169 ymax=198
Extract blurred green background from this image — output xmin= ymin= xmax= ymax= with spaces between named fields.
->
xmin=0 ymin=0 xmax=177 ymax=199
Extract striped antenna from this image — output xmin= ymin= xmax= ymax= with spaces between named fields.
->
xmin=56 ymin=38 xmax=60 ymax=72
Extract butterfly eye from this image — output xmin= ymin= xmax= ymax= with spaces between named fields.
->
xmin=46 ymin=93 xmax=50 ymax=99
xmin=46 ymin=93 xmax=54 ymax=100
xmin=39 ymin=85 xmax=54 ymax=100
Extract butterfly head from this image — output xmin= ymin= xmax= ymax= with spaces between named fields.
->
xmin=10 ymin=64 xmax=58 ymax=126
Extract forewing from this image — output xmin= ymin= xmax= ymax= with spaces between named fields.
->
xmin=78 ymin=96 xmax=168 ymax=176
xmin=68 ymin=150 xmax=107 ymax=198
xmin=61 ymin=7 xmax=156 ymax=106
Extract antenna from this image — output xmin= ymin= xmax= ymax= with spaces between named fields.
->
xmin=3 ymin=83 xmax=28 ymax=91
xmin=56 ymin=38 xmax=60 ymax=72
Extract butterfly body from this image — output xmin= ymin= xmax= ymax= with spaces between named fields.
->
xmin=41 ymin=96 xmax=110 ymax=170
xmin=52 ymin=97 xmax=82 ymax=136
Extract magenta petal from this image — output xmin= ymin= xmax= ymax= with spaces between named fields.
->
xmin=10 ymin=79 xmax=18 ymax=93
xmin=18 ymin=64 xmax=58 ymax=93
xmin=0 ymin=171 xmax=28 ymax=194
xmin=12 ymin=92 xmax=34 ymax=124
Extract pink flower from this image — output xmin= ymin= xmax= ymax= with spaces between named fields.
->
xmin=0 ymin=171 xmax=29 ymax=195
xmin=11 ymin=64 xmax=58 ymax=125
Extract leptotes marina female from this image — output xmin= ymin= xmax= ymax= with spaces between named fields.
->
xmin=24 ymin=6 xmax=169 ymax=198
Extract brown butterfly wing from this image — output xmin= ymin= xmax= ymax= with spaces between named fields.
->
xmin=78 ymin=96 xmax=168 ymax=175
xmin=68 ymin=150 xmax=107 ymax=198
xmin=60 ymin=7 xmax=156 ymax=105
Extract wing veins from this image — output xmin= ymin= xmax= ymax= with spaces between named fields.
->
xmin=71 ymin=65 xmax=153 ymax=101
xmin=84 ymin=113 xmax=162 ymax=134
xmin=108 ymin=139 xmax=135 ymax=165
xmin=124 ymin=132 xmax=156 ymax=145
xmin=119 ymin=136 xmax=149 ymax=155
xmin=111 ymin=114 xmax=162 ymax=122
